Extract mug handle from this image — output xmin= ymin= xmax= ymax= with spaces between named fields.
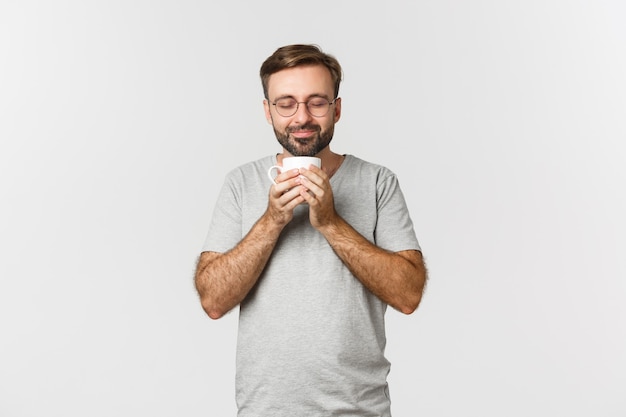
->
xmin=267 ymin=165 xmax=282 ymax=184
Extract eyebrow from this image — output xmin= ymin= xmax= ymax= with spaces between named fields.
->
xmin=272 ymin=93 xmax=332 ymax=101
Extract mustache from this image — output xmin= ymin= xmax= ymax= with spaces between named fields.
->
xmin=287 ymin=124 xmax=320 ymax=134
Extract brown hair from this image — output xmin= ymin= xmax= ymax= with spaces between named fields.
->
xmin=260 ymin=44 xmax=343 ymax=100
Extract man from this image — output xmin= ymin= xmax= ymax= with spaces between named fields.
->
xmin=195 ymin=44 xmax=427 ymax=416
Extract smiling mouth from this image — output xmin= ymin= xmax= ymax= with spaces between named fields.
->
xmin=291 ymin=130 xmax=315 ymax=139
xmin=288 ymin=124 xmax=319 ymax=139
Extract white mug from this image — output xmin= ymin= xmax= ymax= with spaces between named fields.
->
xmin=267 ymin=156 xmax=321 ymax=184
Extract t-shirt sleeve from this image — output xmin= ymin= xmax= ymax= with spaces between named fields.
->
xmin=201 ymin=173 xmax=244 ymax=253
xmin=374 ymin=173 xmax=421 ymax=253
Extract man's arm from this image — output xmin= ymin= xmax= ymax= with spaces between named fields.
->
xmin=194 ymin=169 xmax=305 ymax=319
xmin=194 ymin=215 xmax=280 ymax=319
xmin=317 ymin=216 xmax=426 ymax=314
xmin=297 ymin=166 xmax=427 ymax=314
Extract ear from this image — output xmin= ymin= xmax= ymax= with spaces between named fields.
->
xmin=333 ymin=97 xmax=342 ymax=123
xmin=263 ymin=99 xmax=273 ymax=124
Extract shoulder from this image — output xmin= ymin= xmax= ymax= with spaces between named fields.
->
xmin=223 ymin=155 xmax=276 ymax=182
xmin=342 ymin=154 xmax=397 ymax=183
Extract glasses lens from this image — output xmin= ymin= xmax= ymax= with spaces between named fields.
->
xmin=307 ymin=98 xmax=331 ymax=117
xmin=274 ymin=98 xmax=298 ymax=117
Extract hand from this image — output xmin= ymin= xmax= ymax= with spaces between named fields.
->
xmin=267 ymin=168 xmax=306 ymax=226
xmin=297 ymin=165 xmax=338 ymax=229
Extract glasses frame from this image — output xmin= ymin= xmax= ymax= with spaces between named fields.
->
xmin=270 ymin=96 xmax=338 ymax=118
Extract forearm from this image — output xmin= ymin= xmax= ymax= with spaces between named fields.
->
xmin=318 ymin=216 xmax=426 ymax=314
xmin=195 ymin=213 xmax=283 ymax=319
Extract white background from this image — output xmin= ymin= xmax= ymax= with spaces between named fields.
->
xmin=1 ymin=1 xmax=625 ymax=416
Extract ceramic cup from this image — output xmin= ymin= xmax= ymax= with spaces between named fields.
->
xmin=267 ymin=156 xmax=321 ymax=184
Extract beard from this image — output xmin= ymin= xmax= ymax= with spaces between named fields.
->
xmin=273 ymin=122 xmax=335 ymax=157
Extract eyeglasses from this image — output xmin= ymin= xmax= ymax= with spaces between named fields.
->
xmin=270 ymin=97 xmax=337 ymax=117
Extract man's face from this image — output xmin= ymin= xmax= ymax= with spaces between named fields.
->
xmin=263 ymin=64 xmax=341 ymax=157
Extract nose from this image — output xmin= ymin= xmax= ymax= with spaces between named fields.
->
xmin=292 ymin=102 xmax=313 ymax=124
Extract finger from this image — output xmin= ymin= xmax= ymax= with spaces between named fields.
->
xmin=279 ymin=185 xmax=305 ymax=204
xmin=299 ymin=186 xmax=317 ymax=205
xmin=304 ymin=165 xmax=328 ymax=182
xmin=297 ymin=169 xmax=322 ymax=190
xmin=298 ymin=174 xmax=323 ymax=199
xmin=270 ymin=176 xmax=302 ymax=199
xmin=273 ymin=169 xmax=301 ymax=185
xmin=283 ymin=193 xmax=306 ymax=210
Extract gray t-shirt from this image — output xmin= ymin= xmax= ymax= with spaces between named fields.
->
xmin=202 ymin=154 xmax=421 ymax=416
